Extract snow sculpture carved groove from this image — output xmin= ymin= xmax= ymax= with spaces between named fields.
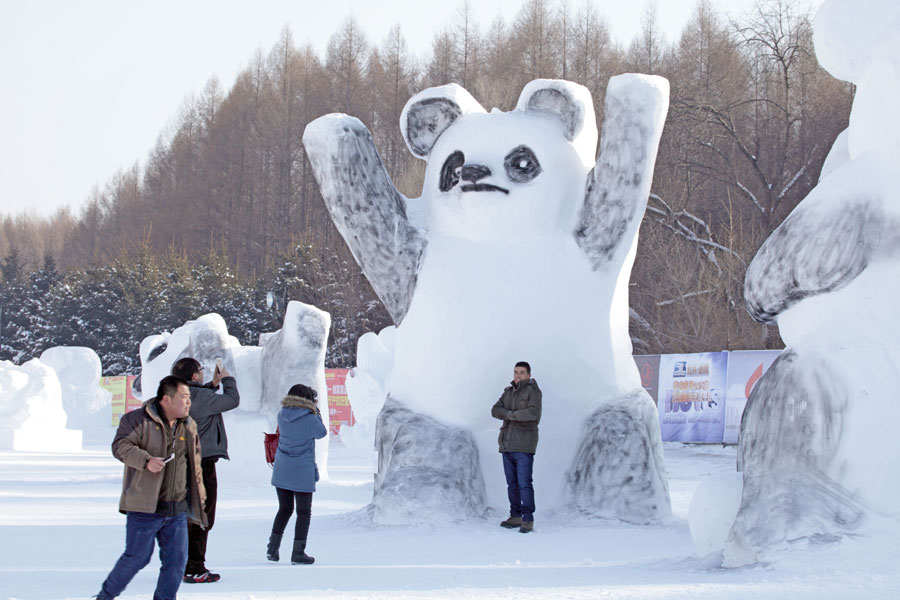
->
xmin=728 ymin=0 xmax=900 ymax=566
xmin=304 ymin=75 xmax=671 ymax=524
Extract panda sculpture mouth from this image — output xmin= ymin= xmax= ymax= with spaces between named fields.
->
xmin=460 ymin=183 xmax=509 ymax=194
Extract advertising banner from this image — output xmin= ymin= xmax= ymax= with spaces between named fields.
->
xmin=723 ymin=350 xmax=782 ymax=444
xmin=103 ymin=375 xmax=144 ymax=426
xmin=101 ymin=376 xmax=127 ymax=427
xmin=657 ymin=352 xmax=728 ymax=443
xmin=633 ymin=355 xmax=661 ymax=406
xmin=325 ymin=368 xmax=354 ymax=436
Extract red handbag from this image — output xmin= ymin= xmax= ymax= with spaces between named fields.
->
xmin=264 ymin=427 xmax=279 ymax=466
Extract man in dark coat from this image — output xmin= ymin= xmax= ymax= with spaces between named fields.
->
xmin=95 ymin=375 xmax=207 ymax=600
xmin=171 ymin=357 xmax=240 ymax=583
xmin=491 ymin=361 xmax=542 ymax=533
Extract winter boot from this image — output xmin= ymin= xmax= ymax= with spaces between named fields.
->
xmin=519 ymin=520 xmax=534 ymax=533
xmin=267 ymin=532 xmax=283 ymax=562
xmin=291 ymin=539 xmax=315 ymax=565
xmin=500 ymin=515 xmax=523 ymax=529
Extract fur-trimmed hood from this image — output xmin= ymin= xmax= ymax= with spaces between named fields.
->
xmin=281 ymin=395 xmax=318 ymax=413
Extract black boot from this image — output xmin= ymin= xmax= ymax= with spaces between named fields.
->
xmin=267 ymin=532 xmax=282 ymax=562
xmin=290 ymin=539 xmax=315 ymax=565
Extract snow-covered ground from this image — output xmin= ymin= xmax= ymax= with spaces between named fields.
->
xmin=2 ymin=441 xmax=899 ymax=600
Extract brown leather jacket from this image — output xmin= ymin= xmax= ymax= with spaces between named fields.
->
xmin=112 ymin=399 xmax=208 ymax=527
xmin=491 ymin=378 xmax=542 ymax=454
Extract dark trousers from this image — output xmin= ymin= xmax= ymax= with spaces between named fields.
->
xmin=273 ymin=487 xmax=313 ymax=541
xmin=502 ymin=451 xmax=535 ymax=521
xmin=98 ymin=511 xmax=188 ymax=600
xmin=185 ymin=458 xmax=217 ymax=574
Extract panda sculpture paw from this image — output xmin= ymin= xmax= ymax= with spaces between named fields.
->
xmin=567 ymin=392 xmax=671 ymax=524
xmin=372 ymin=399 xmax=488 ymax=524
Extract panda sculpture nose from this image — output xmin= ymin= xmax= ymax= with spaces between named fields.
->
xmin=461 ymin=164 xmax=491 ymax=183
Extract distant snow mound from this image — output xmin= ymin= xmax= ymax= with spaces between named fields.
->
xmin=39 ymin=346 xmax=111 ymax=432
xmin=0 ymin=359 xmax=82 ymax=452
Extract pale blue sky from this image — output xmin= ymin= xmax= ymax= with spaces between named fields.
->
xmin=0 ymin=0 xmax=822 ymax=218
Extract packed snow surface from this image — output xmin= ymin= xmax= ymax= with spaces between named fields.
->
xmin=2 ymin=442 xmax=899 ymax=600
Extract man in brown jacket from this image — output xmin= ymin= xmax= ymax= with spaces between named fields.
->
xmin=95 ymin=375 xmax=207 ymax=600
xmin=491 ymin=361 xmax=542 ymax=533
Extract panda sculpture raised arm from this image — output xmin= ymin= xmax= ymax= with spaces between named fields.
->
xmin=303 ymin=75 xmax=672 ymax=525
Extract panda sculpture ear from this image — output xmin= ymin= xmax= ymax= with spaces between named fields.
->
xmin=401 ymin=83 xmax=486 ymax=159
xmin=516 ymin=80 xmax=597 ymax=156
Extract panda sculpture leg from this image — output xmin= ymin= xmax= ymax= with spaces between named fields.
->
xmin=373 ymin=398 xmax=488 ymax=524
xmin=723 ymin=350 xmax=865 ymax=567
xmin=567 ymin=391 xmax=672 ymax=523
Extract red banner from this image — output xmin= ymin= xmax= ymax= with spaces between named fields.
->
xmin=325 ymin=368 xmax=355 ymax=435
xmin=103 ymin=375 xmax=143 ymax=426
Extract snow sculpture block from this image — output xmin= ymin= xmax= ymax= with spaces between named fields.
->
xmin=259 ymin=301 xmax=331 ymax=477
xmin=729 ymin=0 xmax=900 ymax=566
xmin=39 ymin=346 xmax=111 ymax=432
xmin=0 ymin=359 xmax=82 ymax=452
xmin=136 ymin=305 xmax=331 ymax=479
xmin=137 ymin=307 xmax=329 ymax=419
xmin=342 ymin=327 xmax=394 ymax=451
xmin=137 ymin=313 xmax=241 ymax=402
xmin=689 ymin=472 xmax=743 ymax=557
xmin=304 ymin=75 xmax=671 ymax=523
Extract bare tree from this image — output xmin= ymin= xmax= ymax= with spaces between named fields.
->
xmin=512 ymin=0 xmax=561 ymax=84
xmin=453 ymin=0 xmax=481 ymax=88
xmin=326 ymin=17 xmax=370 ymax=116
xmin=627 ymin=0 xmax=667 ymax=74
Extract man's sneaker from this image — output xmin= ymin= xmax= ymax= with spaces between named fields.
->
xmin=500 ymin=515 xmax=522 ymax=529
xmin=183 ymin=570 xmax=221 ymax=584
xmin=519 ymin=521 xmax=534 ymax=533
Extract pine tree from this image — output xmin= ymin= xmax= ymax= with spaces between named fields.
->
xmin=1 ymin=246 xmax=23 ymax=283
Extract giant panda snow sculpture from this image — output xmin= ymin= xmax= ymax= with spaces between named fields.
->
xmin=303 ymin=75 xmax=671 ymax=524
xmin=725 ymin=0 xmax=900 ymax=567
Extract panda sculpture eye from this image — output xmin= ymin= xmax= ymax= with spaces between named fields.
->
xmin=504 ymin=145 xmax=542 ymax=183
xmin=439 ymin=151 xmax=465 ymax=192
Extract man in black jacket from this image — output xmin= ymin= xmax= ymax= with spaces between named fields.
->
xmin=171 ymin=357 xmax=240 ymax=583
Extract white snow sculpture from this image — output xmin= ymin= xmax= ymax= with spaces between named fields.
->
xmin=39 ymin=346 xmax=111 ymax=432
xmin=728 ymin=0 xmax=900 ymax=567
xmin=136 ymin=304 xmax=331 ymax=477
xmin=136 ymin=313 xmax=242 ymax=402
xmin=304 ymin=75 xmax=672 ymax=523
xmin=0 ymin=359 xmax=82 ymax=452
xmin=689 ymin=472 xmax=743 ymax=557
xmin=259 ymin=301 xmax=331 ymax=477
xmin=341 ymin=327 xmax=394 ymax=452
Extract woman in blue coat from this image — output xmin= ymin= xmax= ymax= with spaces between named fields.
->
xmin=267 ymin=383 xmax=327 ymax=565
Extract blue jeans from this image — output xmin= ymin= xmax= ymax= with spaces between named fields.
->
xmin=502 ymin=451 xmax=535 ymax=521
xmin=98 ymin=511 xmax=188 ymax=600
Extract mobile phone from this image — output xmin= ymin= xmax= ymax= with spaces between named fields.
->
xmin=164 ymin=453 xmax=175 ymax=463
xmin=215 ymin=358 xmax=224 ymax=375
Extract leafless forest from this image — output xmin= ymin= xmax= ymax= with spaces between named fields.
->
xmin=0 ymin=0 xmax=852 ymax=370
